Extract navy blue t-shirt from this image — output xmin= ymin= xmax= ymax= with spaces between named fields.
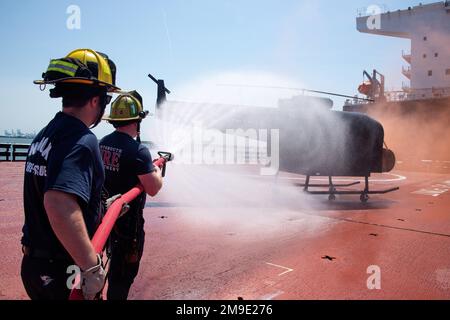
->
xmin=99 ymin=131 xmax=154 ymax=236
xmin=21 ymin=112 xmax=105 ymax=258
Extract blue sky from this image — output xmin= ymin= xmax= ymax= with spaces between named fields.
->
xmin=0 ymin=0 xmax=419 ymax=138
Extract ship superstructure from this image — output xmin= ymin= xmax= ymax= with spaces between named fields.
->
xmin=355 ymin=1 xmax=450 ymax=101
xmin=345 ymin=1 xmax=450 ymax=173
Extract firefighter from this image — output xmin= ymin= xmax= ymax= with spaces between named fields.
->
xmin=21 ymin=49 xmax=119 ymax=300
xmin=100 ymin=91 xmax=163 ymax=300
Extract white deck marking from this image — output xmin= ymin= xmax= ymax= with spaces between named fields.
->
xmin=412 ymin=181 xmax=450 ymax=197
xmin=265 ymin=262 xmax=294 ymax=276
xmin=259 ymin=290 xmax=285 ymax=300
xmin=419 ymin=160 xmax=450 ymax=169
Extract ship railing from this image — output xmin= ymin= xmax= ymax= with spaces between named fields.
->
xmin=356 ymin=5 xmax=388 ymax=17
xmin=402 ymin=50 xmax=411 ymax=57
xmin=402 ymin=82 xmax=410 ymax=91
xmin=344 ymin=97 xmax=373 ymax=106
xmin=404 ymin=87 xmax=450 ymax=101
xmin=0 ymin=143 xmax=30 ymax=162
xmin=344 ymin=86 xmax=450 ymax=105
xmin=402 ymin=66 xmax=411 ymax=73
xmin=385 ymin=91 xmax=409 ymax=102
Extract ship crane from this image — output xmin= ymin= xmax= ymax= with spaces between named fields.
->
xmin=358 ymin=69 xmax=386 ymax=102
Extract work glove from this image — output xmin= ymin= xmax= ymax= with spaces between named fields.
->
xmin=81 ymin=254 xmax=106 ymax=300
xmin=105 ymin=194 xmax=130 ymax=218
xmin=105 ymin=194 xmax=130 ymax=217
xmin=105 ymin=194 xmax=121 ymax=210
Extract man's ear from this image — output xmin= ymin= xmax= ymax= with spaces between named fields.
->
xmin=89 ymin=96 xmax=100 ymax=109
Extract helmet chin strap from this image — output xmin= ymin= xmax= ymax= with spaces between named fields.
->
xmin=90 ymin=104 xmax=106 ymax=129
xmin=136 ymin=111 xmax=148 ymax=143
xmin=136 ymin=120 xmax=142 ymax=143
xmin=89 ymin=94 xmax=108 ymax=129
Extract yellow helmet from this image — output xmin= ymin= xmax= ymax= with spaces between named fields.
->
xmin=104 ymin=91 xmax=149 ymax=121
xmin=34 ymin=48 xmax=120 ymax=92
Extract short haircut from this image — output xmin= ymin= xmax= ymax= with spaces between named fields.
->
xmin=50 ymin=83 xmax=106 ymax=108
xmin=109 ymin=120 xmax=140 ymax=128
xmin=62 ymin=95 xmax=95 ymax=108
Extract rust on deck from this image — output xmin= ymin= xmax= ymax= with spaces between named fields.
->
xmin=1 ymin=162 xmax=449 ymax=300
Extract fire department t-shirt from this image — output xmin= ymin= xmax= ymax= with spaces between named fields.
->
xmin=99 ymin=131 xmax=154 ymax=218
xmin=21 ymin=112 xmax=105 ymax=259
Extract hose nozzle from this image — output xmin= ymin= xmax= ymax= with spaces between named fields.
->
xmin=158 ymin=151 xmax=174 ymax=162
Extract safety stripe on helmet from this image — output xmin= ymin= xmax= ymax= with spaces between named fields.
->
xmin=47 ymin=59 xmax=78 ymax=77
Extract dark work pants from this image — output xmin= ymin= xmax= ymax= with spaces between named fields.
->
xmin=107 ymin=227 xmax=145 ymax=300
xmin=21 ymin=255 xmax=73 ymax=300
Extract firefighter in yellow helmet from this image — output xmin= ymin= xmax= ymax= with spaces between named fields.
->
xmin=21 ymin=49 xmax=119 ymax=300
xmin=100 ymin=91 xmax=163 ymax=300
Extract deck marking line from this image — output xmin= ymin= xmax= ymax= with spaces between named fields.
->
xmin=412 ymin=181 xmax=450 ymax=197
xmin=260 ymin=290 xmax=285 ymax=300
xmin=244 ymin=173 xmax=407 ymax=183
xmin=265 ymin=262 xmax=294 ymax=276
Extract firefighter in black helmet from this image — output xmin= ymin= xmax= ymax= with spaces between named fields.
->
xmin=21 ymin=49 xmax=119 ymax=300
xmin=100 ymin=91 xmax=163 ymax=300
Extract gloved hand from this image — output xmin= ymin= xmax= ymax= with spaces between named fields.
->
xmin=105 ymin=194 xmax=130 ymax=217
xmin=105 ymin=194 xmax=121 ymax=210
xmin=81 ymin=254 xmax=106 ymax=300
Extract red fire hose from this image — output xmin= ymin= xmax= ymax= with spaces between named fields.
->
xmin=69 ymin=152 xmax=173 ymax=300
